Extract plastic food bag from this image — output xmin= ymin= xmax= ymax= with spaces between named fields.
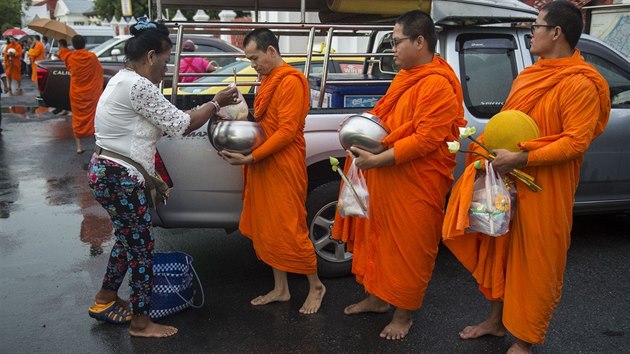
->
xmin=337 ymin=158 xmax=369 ymax=218
xmin=218 ymin=83 xmax=249 ymax=120
xmin=466 ymin=160 xmax=512 ymax=236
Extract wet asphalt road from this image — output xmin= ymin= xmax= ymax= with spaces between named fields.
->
xmin=1 ymin=85 xmax=629 ymax=353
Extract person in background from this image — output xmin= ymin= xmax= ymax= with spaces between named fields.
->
xmin=178 ymin=39 xmax=218 ymax=83
xmin=443 ymin=2 xmax=611 ymax=353
xmin=3 ymin=36 xmax=22 ymax=95
xmin=64 ymin=35 xmax=103 ymax=154
xmin=332 ymin=10 xmax=466 ymax=340
xmin=20 ymin=38 xmax=30 ymax=78
xmin=28 ymin=35 xmax=45 ymax=83
xmin=43 ymin=36 xmax=51 ymax=58
xmin=219 ymin=28 xmax=326 ymax=315
xmin=87 ymin=18 xmax=239 ymax=338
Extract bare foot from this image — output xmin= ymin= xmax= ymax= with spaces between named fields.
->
xmin=299 ymin=284 xmax=326 ymax=314
xmin=380 ymin=309 xmax=413 ymax=340
xmin=344 ymin=295 xmax=390 ymax=315
xmin=507 ymin=339 xmax=532 ymax=354
xmin=459 ymin=318 xmax=507 ymax=339
xmin=250 ymin=288 xmax=290 ymax=306
xmin=129 ymin=321 xmax=178 ymax=338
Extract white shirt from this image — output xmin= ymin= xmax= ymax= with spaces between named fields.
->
xmin=94 ymin=69 xmax=191 ymax=178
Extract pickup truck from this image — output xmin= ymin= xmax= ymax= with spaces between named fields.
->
xmin=36 ymin=0 xmax=630 ymax=277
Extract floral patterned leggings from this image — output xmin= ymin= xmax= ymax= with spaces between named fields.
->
xmin=87 ymin=154 xmax=154 ymax=316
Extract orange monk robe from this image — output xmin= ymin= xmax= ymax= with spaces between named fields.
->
xmin=3 ymin=43 xmax=22 ymax=81
xmin=57 ymin=47 xmax=71 ymax=61
xmin=28 ymin=40 xmax=45 ymax=83
xmin=65 ymin=49 xmax=104 ymax=138
xmin=443 ymin=50 xmax=611 ymax=344
xmin=239 ymin=63 xmax=316 ymax=274
xmin=334 ymin=55 xmax=466 ymax=310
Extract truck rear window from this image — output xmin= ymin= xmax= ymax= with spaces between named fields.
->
xmin=457 ymin=34 xmax=518 ymax=118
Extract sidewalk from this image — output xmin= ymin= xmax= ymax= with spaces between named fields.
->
xmin=1 ymin=77 xmax=40 ymax=107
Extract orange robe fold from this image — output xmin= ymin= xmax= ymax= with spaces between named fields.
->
xmin=28 ymin=41 xmax=45 ymax=83
xmin=239 ymin=63 xmax=316 ymax=274
xmin=3 ymin=43 xmax=22 ymax=81
xmin=57 ymin=47 xmax=70 ymax=61
xmin=65 ymin=49 xmax=104 ymax=138
xmin=443 ymin=50 xmax=611 ymax=344
xmin=334 ymin=55 xmax=466 ymax=310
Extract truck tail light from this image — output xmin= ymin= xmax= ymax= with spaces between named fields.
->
xmin=36 ymin=67 xmax=49 ymax=93
xmin=154 ymin=150 xmax=173 ymax=188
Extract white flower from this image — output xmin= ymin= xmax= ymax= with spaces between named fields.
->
xmin=446 ymin=141 xmax=460 ymax=154
xmin=459 ymin=126 xmax=477 ymax=139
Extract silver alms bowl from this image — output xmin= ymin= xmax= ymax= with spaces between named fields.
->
xmin=208 ymin=120 xmax=266 ymax=154
xmin=338 ymin=113 xmax=389 ymax=154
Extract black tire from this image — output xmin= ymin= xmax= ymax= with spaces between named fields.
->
xmin=306 ymin=180 xmax=352 ymax=278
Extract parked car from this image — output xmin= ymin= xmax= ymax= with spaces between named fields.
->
xmin=36 ymin=34 xmax=242 ymax=110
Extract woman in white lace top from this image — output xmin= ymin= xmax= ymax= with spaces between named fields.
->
xmin=86 ymin=18 xmax=239 ymax=338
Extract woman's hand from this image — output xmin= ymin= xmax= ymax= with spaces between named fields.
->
xmin=213 ymin=85 xmax=240 ymax=108
xmin=219 ymin=150 xmax=254 ymax=165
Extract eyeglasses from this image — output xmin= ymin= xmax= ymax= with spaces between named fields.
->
xmin=530 ymin=24 xmax=557 ymax=34
xmin=389 ymin=37 xmax=411 ymax=48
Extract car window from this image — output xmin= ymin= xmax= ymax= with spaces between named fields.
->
xmin=90 ymin=37 xmax=122 ymax=54
xmin=582 ymin=52 xmax=630 ymax=106
xmin=457 ymin=34 xmax=519 ymax=118
xmin=98 ymin=40 xmax=126 ymax=62
xmin=180 ymin=60 xmax=251 ymax=93
xmin=196 ymin=44 xmax=234 ymax=68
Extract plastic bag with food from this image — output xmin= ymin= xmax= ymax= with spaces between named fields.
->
xmin=337 ymin=158 xmax=369 ymax=218
xmin=218 ymin=83 xmax=249 ymax=120
xmin=466 ymin=160 xmax=512 ymax=236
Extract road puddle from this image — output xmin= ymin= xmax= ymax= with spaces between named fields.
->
xmin=1 ymin=105 xmax=61 ymax=118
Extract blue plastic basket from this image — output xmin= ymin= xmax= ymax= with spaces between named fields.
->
xmin=150 ymin=252 xmax=204 ymax=320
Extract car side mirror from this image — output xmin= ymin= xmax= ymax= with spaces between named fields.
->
xmin=110 ymin=48 xmax=121 ymax=56
xmin=378 ymin=49 xmax=399 ymax=75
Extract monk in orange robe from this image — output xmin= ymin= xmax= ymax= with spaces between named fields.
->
xmin=64 ymin=35 xmax=103 ymax=153
xmin=442 ymin=2 xmax=611 ymax=353
xmin=333 ymin=10 xmax=466 ymax=340
xmin=219 ymin=28 xmax=326 ymax=314
xmin=56 ymin=38 xmax=71 ymax=61
xmin=28 ymin=36 xmax=46 ymax=83
xmin=3 ymin=36 xmax=22 ymax=94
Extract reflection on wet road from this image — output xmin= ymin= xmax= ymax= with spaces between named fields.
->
xmin=0 ymin=112 xmax=628 ymax=353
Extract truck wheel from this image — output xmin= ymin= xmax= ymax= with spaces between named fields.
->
xmin=306 ymin=180 xmax=352 ymax=278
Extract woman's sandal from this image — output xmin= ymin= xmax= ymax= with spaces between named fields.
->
xmin=88 ymin=300 xmax=132 ymax=324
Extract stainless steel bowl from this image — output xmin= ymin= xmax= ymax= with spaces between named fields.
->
xmin=208 ymin=120 xmax=266 ymax=154
xmin=338 ymin=113 xmax=389 ymax=154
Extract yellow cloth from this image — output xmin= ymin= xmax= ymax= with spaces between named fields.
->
xmin=3 ymin=43 xmax=22 ymax=81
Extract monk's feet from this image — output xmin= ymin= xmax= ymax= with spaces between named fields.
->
xmin=250 ymin=288 xmax=290 ymax=306
xmin=299 ymin=284 xmax=326 ymax=314
xmin=507 ymin=339 xmax=532 ymax=354
xmin=344 ymin=295 xmax=390 ymax=315
xmin=129 ymin=319 xmax=178 ymax=338
xmin=380 ymin=309 xmax=413 ymax=340
xmin=459 ymin=318 xmax=507 ymax=339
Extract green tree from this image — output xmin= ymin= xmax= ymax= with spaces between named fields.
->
xmin=0 ymin=0 xmax=31 ymax=33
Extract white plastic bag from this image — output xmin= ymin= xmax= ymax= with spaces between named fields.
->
xmin=466 ymin=160 xmax=511 ymax=236
xmin=218 ymin=83 xmax=249 ymax=120
xmin=337 ymin=158 xmax=369 ymax=218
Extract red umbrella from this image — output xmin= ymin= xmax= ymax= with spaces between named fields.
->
xmin=2 ymin=28 xmax=28 ymax=37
